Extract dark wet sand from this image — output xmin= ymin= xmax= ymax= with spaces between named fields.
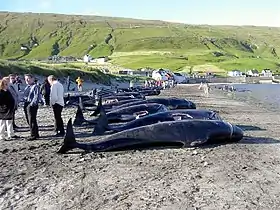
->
xmin=1 ymin=85 xmax=280 ymax=210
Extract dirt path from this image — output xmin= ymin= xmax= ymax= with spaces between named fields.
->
xmin=1 ymin=85 xmax=280 ymax=210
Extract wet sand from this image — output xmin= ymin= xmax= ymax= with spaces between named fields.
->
xmin=1 ymin=85 xmax=280 ymax=210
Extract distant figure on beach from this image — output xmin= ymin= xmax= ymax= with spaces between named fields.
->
xmin=66 ymin=75 xmax=71 ymax=91
xmin=15 ymin=74 xmax=22 ymax=91
xmin=198 ymin=82 xmax=210 ymax=97
xmin=40 ymin=78 xmax=51 ymax=106
xmin=76 ymin=76 xmax=84 ymax=92
xmin=129 ymin=80 xmax=134 ymax=88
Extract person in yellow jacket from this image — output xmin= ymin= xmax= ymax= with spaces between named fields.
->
xmin=75 ymin=77 xmax=84 ymax=92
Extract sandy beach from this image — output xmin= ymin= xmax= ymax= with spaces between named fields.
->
xmin=1 ymin=85 xmax=280 ymax=210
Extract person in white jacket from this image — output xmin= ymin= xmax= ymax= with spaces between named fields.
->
xmin=48 ymin=75 xmax=65 ymax=136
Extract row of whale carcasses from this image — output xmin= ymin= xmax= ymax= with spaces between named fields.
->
xmin=58 ymin=86 xmax=244 ymax=154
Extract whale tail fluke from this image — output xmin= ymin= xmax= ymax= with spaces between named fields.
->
xmin=58 ymin=118 xmax=77 ymax=154
xmin=90 ymin=96 xmax=102 ymax=117
xmin=92 ymin=107 xmax=109 ymax=136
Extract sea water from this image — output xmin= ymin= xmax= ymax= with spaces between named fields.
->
xmin=216 ymin=84 xmax=280 ymax=112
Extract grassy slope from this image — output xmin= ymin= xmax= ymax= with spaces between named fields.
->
xmin=0 ymin=60 xmax=113 ymax=84
xmin=0 ymin=12 xmax=280 ymax=75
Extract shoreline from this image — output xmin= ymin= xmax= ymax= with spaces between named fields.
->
xmin=1 ymin=86 xmax=280 ymax=209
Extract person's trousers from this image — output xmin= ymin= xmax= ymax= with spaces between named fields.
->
xmin=24 ymin=103 xmax=39 ymax=138
xmin=0 ymin=120 xmax=14 ymax=140
xmin=12 ymin=110 xmax=16 ymax=127
xmin=52 ymin=103 xmax=65 ymax=134
xmin=67 ymin=82 xmax=70 ymax=91
xmin=44 ymin=94 xmax=50 ymax=106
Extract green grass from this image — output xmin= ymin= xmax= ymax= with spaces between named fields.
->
xmin=1 ymin=11 xmax=280 ymax=75
xmin=0 ymin=60 xmax=149 ymax=85
xmin=0 ymin=60 xmax=112 ymax=84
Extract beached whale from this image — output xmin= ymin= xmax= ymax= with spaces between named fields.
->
xmin=92 ymin=88 xmax=145 ymax=99
xmin=114 ymin=92 xmax=145 ymax=99
xmin=88 ymin=98 xmax=144 ymax=115
xmin=91 ymin=97 xmax=196 ymax=116
xmin=58 ymin=118 xmax=244 ymax=154
xmin=100 ymin=95 xmax=136 ymax=101
xmin=92 ymin=109 xmax=222 ymax=135
xmin=119 ymin=87 xmax=161 ymax=96
xmin=73 ymin=103 xmax=168 ymax=126
xmin=64 ymin=94 xmax=92 ymax=106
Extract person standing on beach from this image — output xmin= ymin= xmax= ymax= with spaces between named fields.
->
xmin=40 ymin=78 xmax=51 ymax=106
xmin=75 ymin=76 xmax=83 ymax=92
xmin=7 ymin=74 xmax=20 ymax=129
xmin=0 ymin=78 xmax=20 ymax=140
xmin=15 ymin=74 xmax=22 ymax=91
xmin=23 ymin=74 xmax=41 ymax=140
xmin=66 ymin=75 xmax=71 ymax=91
xmin=48 ymin=75 xmax=65 ymax=136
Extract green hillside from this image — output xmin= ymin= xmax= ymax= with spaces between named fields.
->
xmin=1 ymin=12 xmax=280 ymax=74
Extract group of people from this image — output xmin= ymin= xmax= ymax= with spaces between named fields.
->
xmin=0 ymin=74 xmax=65 ymax=141
xmin=144 ymin=79 xmax=176 ymax=89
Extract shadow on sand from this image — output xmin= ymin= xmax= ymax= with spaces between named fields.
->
xmin=16 ymin=125 xmax=54 ymax=133
xmin=237 ymin=124 xmax=266 ymax=131
xmin=239 ymin=136 xmax=280 ymax=144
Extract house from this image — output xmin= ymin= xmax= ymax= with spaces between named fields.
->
xmin=261 ymin=69 xmax=273 ymax=77
xmin=247 ymin=69 xmax=259 ymax=77
xmin=20 ymin=46 xmax=28 ymax=51
xmin=83 ymin=54 xmax=92 ymax=63
xmin=96 ymin=56 xmax=108 ymax=64
xmin=118 ymin=69 xmax=134 ymax=75
xmin=227 ymin=70 xmax=243 ymax=77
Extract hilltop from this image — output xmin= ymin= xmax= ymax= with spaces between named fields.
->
xmin=1 ymin=11 xmax=280 ymax=74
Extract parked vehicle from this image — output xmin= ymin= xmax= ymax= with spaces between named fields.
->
xmin=173 ymin=72 xmax=187 ymax=83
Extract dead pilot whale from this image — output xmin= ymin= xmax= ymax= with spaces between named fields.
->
xmin=73 ymin=102 xmax=169 ymax=126
xmin=92 ymin=108 xmax=223 ymax=135
xmin=91 ymin=97 xmax=196 ymax=116
xmin=58 ymin=118 xmax=244 ymax=154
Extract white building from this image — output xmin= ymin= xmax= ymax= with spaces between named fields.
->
xmin=20 ymin=46 xmax=28 ymax=50
xmin=227 ymin=70 xmax=243 ymax=77
xmin=247 ymin=69 xmax=259 ymax=77
xmin=261 ymin=69 xmax=273 ymax=77
xmin=83 ymin=54 xmax=92 ymax=63
xmin=96 ymin=56 xmax=108 ymax=64
xmin=119 ymin=69 xmax=134 ymax=75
